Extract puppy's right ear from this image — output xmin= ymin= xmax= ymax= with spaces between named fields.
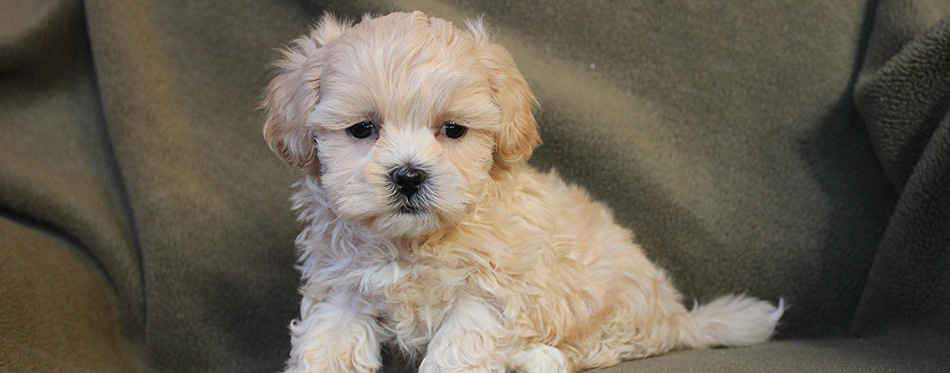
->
xmin=262 ymin=13 xmax=349 ymax=168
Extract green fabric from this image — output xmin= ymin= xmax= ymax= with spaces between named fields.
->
xmin=851 ymin=8 xmax=950 ymax=336
xmin=1 ymin=0 xmax=948 ymax=371
xmin=0 ymin=217 xmax=142 ymax=371
xmin=603 ymin=335 xmax=950 ymax=373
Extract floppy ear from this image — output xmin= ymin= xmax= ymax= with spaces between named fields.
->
xmin=262 ymin=13 xmax=349 ymax=169
xmin=467 ymin=19 xmax=541 ymax=165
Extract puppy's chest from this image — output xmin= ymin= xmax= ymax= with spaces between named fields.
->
xmin=370 ymin=259 xmax=461 ymax=310
xmin=365 ymin=259 xmax=471 ymax=344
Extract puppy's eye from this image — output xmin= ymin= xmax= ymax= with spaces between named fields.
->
xmin=440 ymin=122 xmax=467 ymax=139
xmin=346 ymin=121 xmax=377 ymax=139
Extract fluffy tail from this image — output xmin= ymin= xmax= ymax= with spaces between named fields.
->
xmin=676 ymin=294 xmax=785 ymax=349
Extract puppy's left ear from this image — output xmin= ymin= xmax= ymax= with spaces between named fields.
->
xmin=467 ymin=19 xmax=541 ymax=165
xmin=262 ymin=13 xmax=350 ymax=169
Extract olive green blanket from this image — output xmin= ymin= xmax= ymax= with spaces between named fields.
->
xmin=2 ymin=0 xmax=948 ymax=371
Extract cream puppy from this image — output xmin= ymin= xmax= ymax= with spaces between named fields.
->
xmin=263 ymin=11 xmax=783 ymax=373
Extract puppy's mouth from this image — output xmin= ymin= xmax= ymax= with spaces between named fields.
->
xmin=396 ymin=204 xmax=425 ymax=215
xmin=388 ymin=192 xmax=430 ymax=215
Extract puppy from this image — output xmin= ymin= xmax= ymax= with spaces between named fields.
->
xmin=263 ymin=11 xmax=783 ymax=373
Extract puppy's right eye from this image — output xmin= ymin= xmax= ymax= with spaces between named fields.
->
xmin=346 ymin=121 xmax=377 ymax=139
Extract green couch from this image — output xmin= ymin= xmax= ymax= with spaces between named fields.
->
xmin=2 ymin=0 xmax=948 ymax=371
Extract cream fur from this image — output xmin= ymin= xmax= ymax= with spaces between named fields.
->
xmin=263 ymin=11 xmax=784 ymax=373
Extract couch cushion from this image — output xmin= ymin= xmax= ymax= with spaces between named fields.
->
xmin=600 ymin=335 xmax=950 ymax=373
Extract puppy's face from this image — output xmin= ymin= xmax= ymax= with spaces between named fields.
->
xmin=264 ymin=12 xmax=540 ymax=238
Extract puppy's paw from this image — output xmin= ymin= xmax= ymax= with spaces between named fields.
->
xmin=285 ymin=349 xmax=378 ymax=373
xmin=508 ymin=344 xmax=569 ymax=373
xmin=284 ymin=344 xmax=380 ymax=373
xmin=285 ymin=310 xmax=382 ymax=373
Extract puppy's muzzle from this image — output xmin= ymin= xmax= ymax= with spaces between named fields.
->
xmin=390 ymin=166 xmax=427 ymax=197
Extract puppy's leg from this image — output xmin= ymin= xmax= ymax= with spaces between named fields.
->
xmin=285 ymin=291 xmax=381 ymax=373
xmin=419 ymin=297 xmax=511 ymax=373
xmin=508 ymin=343 xmax=570 ymax=373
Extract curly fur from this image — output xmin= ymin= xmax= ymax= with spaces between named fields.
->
xmin=262 ymin=11 xmax=784 ymax=373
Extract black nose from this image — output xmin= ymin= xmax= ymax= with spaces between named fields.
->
xmin=390 ymin=166 xmax=426 ymax=196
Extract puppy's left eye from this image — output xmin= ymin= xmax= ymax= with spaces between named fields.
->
xmin=440 ymin=122 xmax=467 ymax=139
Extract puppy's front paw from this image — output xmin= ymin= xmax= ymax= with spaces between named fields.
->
xmin=285 ymin=335 xmax=380 ymax=373
xmin=508 ymin=344 xmax=569 ymax=373
xmin=285 ymin=343 xmax=379 ymax=373
xmin=419 ymin=355 xmax=505 ymax=373
xmin=285 ymin=299 xmax=382 ymax=373
xmin=418 ymin=298 xmax=510 ymax=373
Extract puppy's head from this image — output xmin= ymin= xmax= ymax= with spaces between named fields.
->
xmin=263 ymin=11 xmax=539 ymax=238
